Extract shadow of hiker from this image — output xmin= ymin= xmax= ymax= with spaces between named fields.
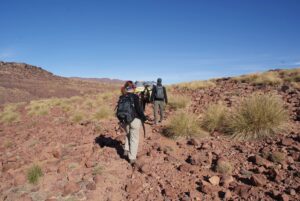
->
xmin=94 ymin=134 xmax=125 ymax=159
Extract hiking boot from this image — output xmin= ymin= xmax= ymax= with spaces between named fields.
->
xmin=124 ymin=150 xmax=129 ymax=157
xmin=129 ymin=159 xmax=136 ymax=166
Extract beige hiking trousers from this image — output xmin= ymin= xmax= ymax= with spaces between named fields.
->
xmin=124 ymin=118 xmax=142 ymax=160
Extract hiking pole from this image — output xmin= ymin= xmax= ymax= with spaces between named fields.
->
xmin=142 ymin=121 xmax=146 ymax=139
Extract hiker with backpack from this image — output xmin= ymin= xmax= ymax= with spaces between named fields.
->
xmin=140 ymin=84 xmax=151 ymax=112
xmin=116 ymin=81 xmax=147 ymax=165
xmin=151 ymin=78 xmax=168 ymax=124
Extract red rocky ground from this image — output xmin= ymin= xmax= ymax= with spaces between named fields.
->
xmin=1 ymin=78 xmax=300 ymax=201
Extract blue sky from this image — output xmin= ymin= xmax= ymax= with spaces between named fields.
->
xmin=0 ymin=0 xmax=300 ymax=83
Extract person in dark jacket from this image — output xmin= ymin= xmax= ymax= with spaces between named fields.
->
xmin=121 ymin=81 xmax=147 ymax=165
xmin=151 ymin=78 xmax=168 ymax=124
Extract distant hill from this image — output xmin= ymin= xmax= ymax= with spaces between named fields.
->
xmin=70 ymin=77 xmax=124 ymax=84
xmin=0 ymin=61 xmax=122 ymax=104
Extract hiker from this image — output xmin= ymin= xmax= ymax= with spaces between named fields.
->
xmin=151 ymin=78 xmax=168 ymax=124
xmin=121 ymin=80 xmax=134 ymax=95
xmin=140 ymin=84 xmax=151 ymax=112
xmin=116 ymin=81 xmax=147 ymax=165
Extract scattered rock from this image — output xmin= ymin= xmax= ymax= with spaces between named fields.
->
xmin=220 ymin=175 xmax=234 ymax=188
xmin=279 ymin=194 xmax=289 ymax=201
xmin=250 ymin=174 xmax=266 ymax=186
xmin=187 ymin=138 xmax=200 ymax=146
xmin=250 ymin=155 xmax=273 ymax=168
xmin=63 ymin=182 xmax=80 ymax=196
xmin=281 ymin=138 xmax=294 ymax=146
xmin=86 ymin=181 xmax=96 ymax=190
xmin=208 ymin=176 xmax=220 ymax=186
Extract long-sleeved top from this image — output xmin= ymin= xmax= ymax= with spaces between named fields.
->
xmin=151 ymin=85 xmax=168 ymax=104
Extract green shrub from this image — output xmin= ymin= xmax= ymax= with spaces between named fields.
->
xmin=225 ymin=93 xmax=288 ymax=140
xmin=168 ymin=94 xmax=190 ymax=110
xmin=163 ymin=111 xmax=208 ymax=138
xmin=27 ymin=165 xmax=43 ymax=184
xmin=201 ymin=102 xmax=227 ymax=132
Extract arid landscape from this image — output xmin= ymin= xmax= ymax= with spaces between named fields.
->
xmin=0 ymin=62 xmax=299 ymax=201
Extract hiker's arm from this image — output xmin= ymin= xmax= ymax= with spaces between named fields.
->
xmin=164 ymin=87 xmax=168 ymax=104
xmin=150 ymin=86 xmax=155 ymax=102
xmin=134 ymin=95 xmax=147 ymax=121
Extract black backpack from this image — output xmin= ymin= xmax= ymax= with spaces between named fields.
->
xmin=116 ymin=94 xmax=136 ymax=123
xmin=155 ymin=85 xmax=164 ymax=100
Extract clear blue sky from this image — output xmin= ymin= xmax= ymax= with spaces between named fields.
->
xmin=0 ymin=0 xmax=299 ymax=83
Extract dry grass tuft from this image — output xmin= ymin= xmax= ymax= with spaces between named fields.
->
xmin=26 ymin=100 xmax=50 ymax=116
xmin=224 ymin=93 xmax=288 ymax=140
xmin=234 ymin=72 xmax=283 ymax=86
xmin=175 ymin=80 xmax=216 ymax=90
xmin=163 ymin=111 xmax=208 ymax=139
xmin=216 ymin=159 xmax=233 ymax=174
xmin=93 ymin=106 xmax=114 ymax=120
xmin=269 ymin=151 xmax=286 ymax=163
xmin=0 ymin=103 xmax=21 ymax=123
xmin=201 ymin=102 xmax=227 ymax=132
xmin=168 ymin=94 xmax=191 ymax=110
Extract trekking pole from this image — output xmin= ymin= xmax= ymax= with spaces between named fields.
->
xmin=142 ymin=121 xmax=146 ymax=139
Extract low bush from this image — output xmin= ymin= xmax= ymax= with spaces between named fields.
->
xmin=27 ymin=165 xmax=43 ymax=184
xmin=163 ymin=111 xmax=208 ymax=138
xmin=201 ymin=102 xmax=227 ymax=132
xmin=224 ymin=93 xmax=288 ymax=140
xmin=168 ymin=94 xmax=190 ymax=110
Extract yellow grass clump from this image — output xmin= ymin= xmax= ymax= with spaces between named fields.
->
xmin=0 ymin=103 xmax=22 ymax=124
xmin=224 ymin=93 xmax=288 ymax=140
xmin=168 ymin=94 xmax=191 ymax=110
xmin=163 ymin=111 xmax=208 ymax=139
xmin=175 ymin=80 xmax=216 ymax=90
xmin=201 ymin=102 xmax=227 ymax=132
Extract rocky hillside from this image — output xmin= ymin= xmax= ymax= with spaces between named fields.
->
xmin=0 ymin=62 xmax=121 ymax=104
xmin=0 ymin=68 xmax=299 ymax=201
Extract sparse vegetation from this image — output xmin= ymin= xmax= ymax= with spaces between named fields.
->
xmin=92 ymin=165 xmax=104 ymax=175
xmin=71 ymin=111 xmax=85 ymax=123
xmin=168 ymin=94 xmax=190 ymax=110
xmin=27 ymin=165 xmax=43 ymax=184
xmin=175 ymin=80 xmax=216 ymax=90
xmin=234 ymin=71 xmax=283 ymax=86
xmin=201 ymin=102 xmax=227 ymax=132
xmin=224 ymin=93 xmax=288 ymax=140
xmin=93 ymin=106 xmax=113 ymax=120
xmin=26 ymin=100 xmax=50 ymax=116
xmin=163 ymin=111 xmax=208 ymax=138
xmin=216 ymin=159 xmax=233 ymax=174
xmin=269 ymin=151 xmax=286 ymax=163
xmin=0 ymin=103 xmax=21 ymax=124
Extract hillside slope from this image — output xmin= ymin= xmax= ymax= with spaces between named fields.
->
xmin=0 ymin=62 xmax=120 ymax=104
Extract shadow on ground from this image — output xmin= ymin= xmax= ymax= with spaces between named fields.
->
xmin=94 ymin=134 xmax=125 ymax=159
